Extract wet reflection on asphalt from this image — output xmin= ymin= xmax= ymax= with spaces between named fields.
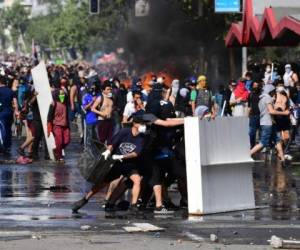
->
xmin=0 ymin=139 xmax=299 ymax=229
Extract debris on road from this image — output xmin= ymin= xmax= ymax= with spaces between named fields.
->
xmin=269 ymin=235 xmax=300 ymax=249
xmin=123 ymin=223 xmax=164 ymax=233
xmin=31 ymin=234 xmax=42 ymax=240
xmin=80 ymin=225 xmax=91 ymax=231
xmin=132 ymin=223 xmax=164 ymax=232
xmin=210 ymin=234 xmax=218 ymax=242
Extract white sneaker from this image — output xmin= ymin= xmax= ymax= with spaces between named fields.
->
xmin=284 ymin=154 xmax=293 ymax=161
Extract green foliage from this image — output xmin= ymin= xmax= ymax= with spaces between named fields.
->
xmin=23 ymin=0 xmax=127 ymax=54
xmin=3 ymin=1 xmax=30 ymax=49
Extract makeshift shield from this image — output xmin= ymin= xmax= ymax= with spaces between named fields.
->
xmin=77 ymin=140 xmax=115 ymax=184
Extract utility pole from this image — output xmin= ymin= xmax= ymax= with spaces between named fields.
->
xmin=242 ymin=47 xmax=247 ymax=75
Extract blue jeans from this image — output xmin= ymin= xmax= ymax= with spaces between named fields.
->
xmin=0 ymin=112 xmax=13 ymax=150
xmin=260 ymin=125 xmax=280 ymax=148
xmin=249 ymin=115 xmax=260 ymax=148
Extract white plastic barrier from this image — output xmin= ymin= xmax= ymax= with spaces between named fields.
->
xmin=31 ymin=61 xmax=56 ymax=161
xmin=184 ymin=116 xmax=255 ymax=215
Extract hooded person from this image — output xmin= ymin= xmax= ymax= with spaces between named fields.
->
xmin=250 ymin=84 xmax=289 ymax=162
xmin=145 ymin=83 xmax=163 ymax=117
xmin=169 ymin=79 xmax=179 ymax=106
xmin=127 ymin=78 xmax=142 ymax=103
xmin=283 ymin=64 xmax=298 ymax=88
xmin=47 ymin=88 xmax=70 ymax=162
xmin=230 ymin=80 xmax=249 ymax=117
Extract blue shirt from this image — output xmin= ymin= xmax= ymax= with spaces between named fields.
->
xmin=82 ymin=93 xmax=98 ymax=125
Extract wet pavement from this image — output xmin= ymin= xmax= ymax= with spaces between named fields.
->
xmin=0 ymin=136 xmax=300 ymax=247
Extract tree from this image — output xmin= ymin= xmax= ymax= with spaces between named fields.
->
xmin=0 ymin=9 xmax=8 ymax=50
xmin=3 ymin=1 xmax=30 ymax=51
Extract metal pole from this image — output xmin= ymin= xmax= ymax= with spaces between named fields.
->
xmin=242 ymin=47 xmax=247 ymax=75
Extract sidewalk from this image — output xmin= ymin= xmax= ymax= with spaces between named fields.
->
xmin=0 ymin=232 xmax=272 ymax=250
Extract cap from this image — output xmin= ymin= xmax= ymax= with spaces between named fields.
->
xmin=197 ymin=75 xmax=206 ymax=82
xmin=285 ymin=64 xmax=291 ymax=68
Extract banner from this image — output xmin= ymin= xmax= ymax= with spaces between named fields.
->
xmin=31 ymin=61 xmax=56 ymax=161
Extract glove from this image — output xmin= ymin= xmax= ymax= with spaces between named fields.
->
xmin=47 ymin=122 xmax=53 ymax=137
xmin=112 ymin=155 xmax=124 ymax=162
xmin=102 ymin=149 xmax=111 ymax=160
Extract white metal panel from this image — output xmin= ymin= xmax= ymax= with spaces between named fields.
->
xmin=184 ymin=117 xmax=203 ymax=214
xmin=202 ymin=164 xmax=255 ymax=214
xmin=184 ymin=117 xmax=255 ymax=215
xmin=199 ymin=117 xmax=252 ymax=166
xmin=31 ymin=61 xmax=56 ymax=160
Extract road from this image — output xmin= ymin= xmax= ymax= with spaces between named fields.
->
xmin=0 ymin=136 xmax=300 ymax=249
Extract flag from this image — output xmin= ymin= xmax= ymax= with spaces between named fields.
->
xmin=32 ymin=39 xmax=39 ymax=66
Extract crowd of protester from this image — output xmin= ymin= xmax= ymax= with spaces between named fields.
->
xmin=0 ymin=57 xmax=300 ymax=215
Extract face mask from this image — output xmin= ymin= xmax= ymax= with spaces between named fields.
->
xmin=138 ymin=125 xmax=147 ymax=134
xmin=58 ymin=94 xmax=65 ymax=103
xmin=286 ymin=69 xmax=291 ymax=74
xmin=266 ymin=68 xmax=271 ymax=73
xmin=106 ymin=93 xmax=113 ymax=98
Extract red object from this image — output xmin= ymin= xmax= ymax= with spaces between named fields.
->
xmin=234 ymin=82 xmax=249 ymax=101
xmin=53 ymin=125 xmax=70 ymax=160
xmin=47 ymin=122 xmax=53 ymax=137
xmin=225 ymin=0 xmax=300 ymax=47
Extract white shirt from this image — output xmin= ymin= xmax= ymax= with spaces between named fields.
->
xmin=123 ymin=102 xmax=137 ymax=119
xmin=127 ymin=91 xmax=133 ymax=103
xmin=283 ymin=71 xmax=293 ymax=87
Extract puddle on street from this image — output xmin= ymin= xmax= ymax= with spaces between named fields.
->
xmin=0 ymin=142 xmax=300 ymax=223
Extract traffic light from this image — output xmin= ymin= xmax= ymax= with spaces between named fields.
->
xmin=90 ymin=0 xmax=100 ymax=14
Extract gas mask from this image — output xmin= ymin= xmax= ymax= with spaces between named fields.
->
xmin=138 ymin=125 xmax=147 ymax=134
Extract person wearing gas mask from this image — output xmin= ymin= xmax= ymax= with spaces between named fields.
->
xmin=72 ymin=116 xmax=147 ymax=213
xmin=91 ymin=81 xmax=114 ymax=144
xmin=283 ymin=64 xmax=298 ymax=88
xmin=263 ymin=64 xmax=274 ymax=85
xmin=82 ymin=82 xmax=100 ymax=147
xmin=47 ymin=88 xmax=71 ymax=162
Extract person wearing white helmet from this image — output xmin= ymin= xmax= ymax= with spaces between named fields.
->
xmin=283 ymin=64 xmax=298 ymax=88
